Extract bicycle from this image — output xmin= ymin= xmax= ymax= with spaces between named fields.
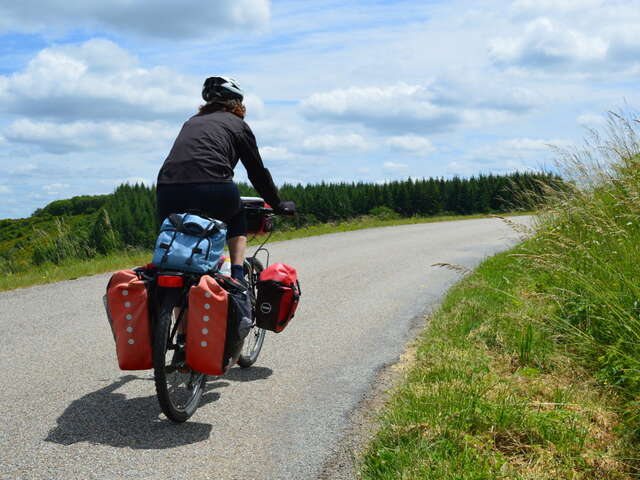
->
xmin=146 ymin=198 xmax=280 ymax=422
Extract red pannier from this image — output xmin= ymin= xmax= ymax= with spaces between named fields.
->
xmin=186 ymin=275 xmax=230 ymax=375
xmin=255 ymin=263 xmax=301 ymax=333
xmin=104 ymin=270 xmax=153 ymax=370
xmin=241 ymin=196 xmax=273 ymax=235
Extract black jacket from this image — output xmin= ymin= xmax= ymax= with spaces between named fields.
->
xmin=157 ymin=111 xmax=281 ymax=206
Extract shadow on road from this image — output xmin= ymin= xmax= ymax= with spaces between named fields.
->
xmin=45 ymin=366 xmax=273 ymax=450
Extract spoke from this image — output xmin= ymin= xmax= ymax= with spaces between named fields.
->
xmin=164 ymin=307 xmax=198 ymax=410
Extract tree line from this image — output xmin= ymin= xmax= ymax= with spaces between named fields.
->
xmin=276 ymin=172 xmax=558 ymax=226
xmin=1 ymin=171 xmax=561 ymax=271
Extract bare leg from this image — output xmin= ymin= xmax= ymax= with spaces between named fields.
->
xmin=228 ymin=235 xmax=247 ymax=266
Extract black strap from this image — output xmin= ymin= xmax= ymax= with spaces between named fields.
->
xmin=203 ymin=221 xmax=219 ymax=237
xmin=168 ymin=213 xmax=184 ymax=231
xmin=185 ymin=237 xmax=205 ymax=265
xmin=182 ymin=219 xmax=220 ymax=238
xmin=160 ymin=230 xmax=179 ymax=265
xmin=213 ymin=273 xmax=247 ymax=293
xmin=167 ymin=213 xmax=223 ymax=238
xmin=205 ymin=236 xmax=212 ymax=260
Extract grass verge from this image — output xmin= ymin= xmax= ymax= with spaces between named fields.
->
xmin=0 ymin=212 xmax=528 ymax=292
xmin=361 ymin=112 xmax=640 ymax=479
xmin=360 ymin=243 xmax=639 ymax=479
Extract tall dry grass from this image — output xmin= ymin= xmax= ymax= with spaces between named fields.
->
xmin=359 ymin=113 xmax=640 ymax=480
xmin=525 ymin=111 xmax=640 ymax=438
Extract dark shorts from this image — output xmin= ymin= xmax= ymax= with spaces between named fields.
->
xmin=156 ymin=182 xmax=247 ymax=238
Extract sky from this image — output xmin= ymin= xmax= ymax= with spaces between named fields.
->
xmin=0 ymin=0 xmax=639 ymax=219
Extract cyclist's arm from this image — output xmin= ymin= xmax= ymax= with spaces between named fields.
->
xmin=236 ymin=123 xmax=281 ymax=207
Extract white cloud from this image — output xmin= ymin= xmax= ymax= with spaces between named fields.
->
xmin=500 ymin=137 xmax=569 ymax=151
xmin=260 ymin=146 xmax=297 ymax=162
xmin=43 ymin=183 xmax=70 ymax=195
xmin=0 ymin=0 xmax=270 ymax=38
xmin=383 ymin=161 xmax=408 ymax=171
xmin=301 ymin=134 xmax=369 ymax=153
xmin=251 ymin=116 xmax=305 ymax=145
xmin=0 ymin=39 xmax=198 ymax=121
xmin=577 ymin=113 xmax=607 ymax=127
xmin=5 ymin=118 xmax=176 ymax=154
xmin=0 ymin=186 xmax=12 ymax=194
xmin=455 ymin=136 xmax=572 ymax=177
xmin=446 ymin=159 xmax=535 ymax=177
xmin=299 ymin=78 xmax=541 ymax=135
xmin=386 ymin=135 xmax=435 ymax=154
xmin=300 ymin=83 xmax=459 ymax=134
xmin=1 ymin=0 xmax=639 ymax=219
xmin=244 ymin=93 xmax=267 ymax=120
xmin=461 ymin=110 xmax=517 ymax=129
xmin=490 ymin=17 xmax=608 ymax=68
xmin=491 ymin=1 xmax=640 ymax=74
xmin=1 ymin=163 xmax=37 ymax=176
xmin=479 ymin=137 xmax=572 ymax=157
xmin=512 ymin=0 xmax=604 ymax=16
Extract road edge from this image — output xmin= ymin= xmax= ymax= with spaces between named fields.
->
xmin=316 ymin=305 xmax=436 ymax=480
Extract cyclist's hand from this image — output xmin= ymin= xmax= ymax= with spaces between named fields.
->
xmin=275 ymin=200 xmax=296 ymax=216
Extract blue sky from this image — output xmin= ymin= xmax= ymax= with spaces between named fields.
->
xmin=1 ymin=0 xmax=639 ymax=218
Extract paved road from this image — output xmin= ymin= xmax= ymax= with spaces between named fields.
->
xmin=0 ymin=217 xmax=529 ymax=480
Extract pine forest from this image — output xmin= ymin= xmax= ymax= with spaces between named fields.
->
xmin=0 ymin=172 xmax=562 ymax=274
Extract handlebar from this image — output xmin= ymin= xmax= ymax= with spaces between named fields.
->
xmin=242 ymin=205 xmax=274 ymax=214
xmin=240 ymin=197 xmax=295 ymax=217
xmin=242 ymin=205 xmax=295 ymax=217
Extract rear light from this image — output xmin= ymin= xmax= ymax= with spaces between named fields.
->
xmin=157 ymin=275 xmax=184 ymax=288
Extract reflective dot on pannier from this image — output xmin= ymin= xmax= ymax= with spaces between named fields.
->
xmin=125 ymin=314 xmax=133 ymax=320
xmin=204 ymin=303 xmax=211 ymax=310
xmin=203 ymin=315 xmax=209 ymax=322
xmin=124 ymin=301 xmax=131 ymax=308
xmin=128 ymin=339 xmax=135 ymax=344
xmin=204 ymin=292 xmax=212 ymax=298
xmin=202 ymin=328 xmax=208 ymax=335
xmin=201 ymin=341 xmax=207 ymax=347
xmin=122 ymin=290 xmax=129 ymax=296
xmin=126 ymin=326 xmax=133 ymax=333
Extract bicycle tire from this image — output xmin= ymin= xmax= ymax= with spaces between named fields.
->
xmin=238 ymin=257 xmax=267 ymax=368
xmin=153 ymin=292 xmax=207 ymax=423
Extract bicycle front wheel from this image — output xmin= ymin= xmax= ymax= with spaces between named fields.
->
xmin=153 ymin=291 xmax=206 ymax=423
xmin=238 ymin=257 xmax=267 ymax=368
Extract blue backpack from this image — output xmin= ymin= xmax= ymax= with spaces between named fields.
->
xmin=152 ymin=213 xmax=227 ymax=274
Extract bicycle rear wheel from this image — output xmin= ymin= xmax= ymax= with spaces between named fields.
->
xmin=153 ymin=291 xmax=206 ymax=423
xmin=238 ymin=257 xmax=266 ymax=368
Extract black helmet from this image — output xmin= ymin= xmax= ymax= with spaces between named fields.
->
xmin=202 ymin=76 xmax=244 ymax=103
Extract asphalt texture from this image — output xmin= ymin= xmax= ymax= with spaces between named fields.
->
xmin=0 ymin=217 xmax=529 ymax=480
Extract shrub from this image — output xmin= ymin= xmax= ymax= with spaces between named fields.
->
xmin=31 ymin=219 xmax=96 ymax=266
xmin=369 ymin=206 xmax=400 ymax=220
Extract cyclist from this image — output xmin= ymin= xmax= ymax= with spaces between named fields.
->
xmin=156 ymin=76 xmax=295 ymax=283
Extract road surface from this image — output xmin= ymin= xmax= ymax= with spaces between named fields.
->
xmin=0 ymin=217 xmax=530 ymax=480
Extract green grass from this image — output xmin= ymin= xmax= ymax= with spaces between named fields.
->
xmin=361 ymin=246 xmax=638 ymax=479
xmin=0 ymin=213 xmax=93 ymax=272
xmin=0 ymin=212 xmax=528 ymax=292
xmin=360 ymin=113 xmax=640 ymax=479
xmin=0 ymin=249 xmax=151 ymax=291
